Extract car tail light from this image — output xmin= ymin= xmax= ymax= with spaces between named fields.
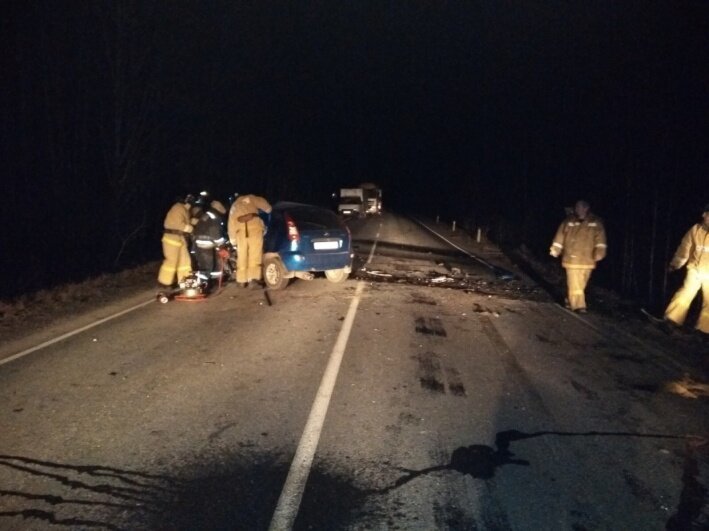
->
xmin=285 ymin=213 xmax=300 ymax=241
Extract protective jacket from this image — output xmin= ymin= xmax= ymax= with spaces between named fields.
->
xmin=669 ymin=223 xmax=709 ymax=275
xmin=194 ymin=208 xmax=226 ymax=250
xmin=550 ymin=213 xmax=607 ymax=269
xmin=227 ymin=194 xmax=272 ymax=284
xmin=157 ymin=202 xmax=193 ymax=287
xmin=193 ymin=206 xmax=227 ymax=279
xmin=163 ymin=202 xmax=193 ymax=235
xmin=227 ymin=195 xmax=272 ymax=242
xmin=665 ymin=222 xmax=709 ymax=332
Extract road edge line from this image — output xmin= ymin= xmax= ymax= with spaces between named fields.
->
xmin=0 ymin=299 xmax=155 ymax=367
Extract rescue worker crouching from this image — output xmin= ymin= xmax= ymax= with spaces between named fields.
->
xmin=157 ymin=194 xmax=196 ymax=290
xmin=549 ymin=199 xmax=607 ymax=313
xmin=193 ymin=199 xmax=228 ymax=286
xmin=227 ymin=193 xmax=272 ymax=289
xmin=663 ymin=203 xmax=709 ymax=334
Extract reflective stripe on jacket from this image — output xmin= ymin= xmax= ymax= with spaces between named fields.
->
xmin=194 ymin=209 xmax=226 ymax=247
xmin=551 ymin=213 xmax=607 ymax=269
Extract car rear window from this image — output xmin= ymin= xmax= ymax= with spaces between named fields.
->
xmin=288 ymin=207 xmax=342 ymax=229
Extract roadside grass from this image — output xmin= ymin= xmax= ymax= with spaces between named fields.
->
xmin=0 ymin=262 xmax=158 ymax=341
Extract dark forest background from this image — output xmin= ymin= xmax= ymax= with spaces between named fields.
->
xmin=1 ymin=1 xmax=707 ymax=308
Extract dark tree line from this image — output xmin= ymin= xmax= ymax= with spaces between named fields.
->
xmin=3 ymin=1 xmax=170 ymax=296
xmin=0 ymin=1 xmax=302 ymax=298
xmin=425 ymin=0 xmax=708 ymax=311
xmin=1 ymin=1 xmax=707 ymax=309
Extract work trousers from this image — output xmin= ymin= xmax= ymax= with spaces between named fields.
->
xmin=565 ymin=267 xmax=593 ymax=311
xmin=235 ymin=229 xmax=264 ymax=283
xmin=664 ymin=268 xmax=709 ymax=333
xmin=158 ymin=234 xmax=192 ymax=287
xmin=195 ymin=246 xmax=216 ymax=276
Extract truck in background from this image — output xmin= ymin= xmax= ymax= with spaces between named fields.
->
xmin=337 ymin=188 xmax=365 ymax=217
xmin=359 ymin=182 xmax=383 ymax=215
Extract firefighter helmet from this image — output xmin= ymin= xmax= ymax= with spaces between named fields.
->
xmin=196 ymin=190 xmax=212 ymax=208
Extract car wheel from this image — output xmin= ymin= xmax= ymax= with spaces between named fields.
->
xmin=324 ymin=268 xmax=349 ymax=283
xmin=263 ymin=257 xmax=289 ymax=290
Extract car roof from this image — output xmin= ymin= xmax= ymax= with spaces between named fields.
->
xmin=273 ymin=201 xmax=329 ymax=211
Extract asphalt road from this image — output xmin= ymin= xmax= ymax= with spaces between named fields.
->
xmin=0 ymin=212 xmax=707 ymax=530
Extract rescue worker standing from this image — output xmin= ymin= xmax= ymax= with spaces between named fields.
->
xmin=157 ymin=194 xmax=195 ymax=289
xmin=549 ymin=199 xmax=607 ymax=313
xmin=227 ymin=193 xmax=272 ymax=288
xmin=193 ymin=199 xmax=228 ymax=284
xmin=664 ymin=203 xmax=709 ymax=334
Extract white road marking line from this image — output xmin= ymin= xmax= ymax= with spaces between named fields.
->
xmin=414 ymin=218 xmax=489 ymax=265
xmin=0 ymin=299 xmax=155 ymax=367
xmin=269 ymin=281 xmax=365 ymax=531
xmin=414 ymin=218 xmax=517 ymax=280
xmin=552 ymin=302 xmax=604 ymax=333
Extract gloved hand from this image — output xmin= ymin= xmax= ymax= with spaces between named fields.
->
xmin=183 ymin=224 xmax=194 ymax=234
xmin=549 ymin=248 xmax=560 ymax=258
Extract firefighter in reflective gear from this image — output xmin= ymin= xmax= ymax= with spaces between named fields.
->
xmin=549 ymin=200 xmax=607 ymax=313
xmin=193 ymin=200 xmax=228 ymax=283
xmin=227 ymin=194 xmax=272 ymax=288
xmin=192 ymin=190 xmax=212 ymax=218
xmin=158 ymin=195 xmax=195 ymax=288
xmin=664 ymin=204 xmax=709 ymax=333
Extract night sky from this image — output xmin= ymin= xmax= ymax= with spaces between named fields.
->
xmin=1 ymin=1 xmax=707 ymax=301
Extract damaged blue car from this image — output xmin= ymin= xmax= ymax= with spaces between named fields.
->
xmin=262 ymin=202 xmax=353 ymax=290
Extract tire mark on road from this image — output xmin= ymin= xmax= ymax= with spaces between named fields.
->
xmin=415 ymin=351 xmax=445 ymax=394
xmin=415 ymin=316 xmax=447 ymax=337
xmin=445 ymin=367 xmax=466 ymax=397
xmin=413 ymin=352 xmax=467 ymax=397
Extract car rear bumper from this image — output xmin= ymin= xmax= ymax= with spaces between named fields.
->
xmin=280 ymin=251 xmax=352 ymax=272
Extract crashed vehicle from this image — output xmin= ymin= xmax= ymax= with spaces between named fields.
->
xmin=262 ymin=202 xmax=353 ymax=290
